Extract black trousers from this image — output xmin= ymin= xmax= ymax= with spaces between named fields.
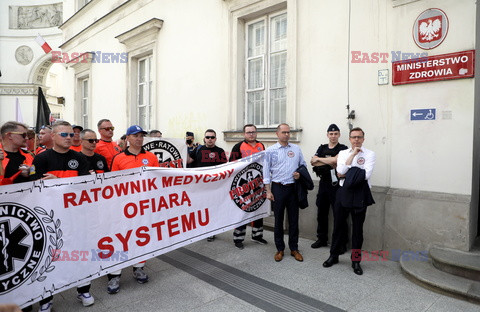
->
xmin=330 ymin=197 xmax=366 ymax=262
xmin=233 ymin=219 xmax=264 ymax=243
xmin=271 ymin=183 xmax=299 ymax=251
xmin=315 ymin=180 xmax=346 ymax=244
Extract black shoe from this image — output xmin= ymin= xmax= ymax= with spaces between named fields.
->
xmin=322 ymin=256 xmax=339 ymax=268
xmin=311 ymin=239 xmax=328 ymax=248
xmin=234 ymin=242 xmax=244 ymax=249
xmin=207 ymin=235 xmax=215 ymax=242
xmin=252 ymin=237 xmax=268 ymax=245
xmin=352 ymin=262 xmax=363 ymax=275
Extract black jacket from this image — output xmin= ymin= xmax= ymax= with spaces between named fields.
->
xmin=338 ymin=167 xmax=375 ymax=211
xmin=295 ymin=165 xmax=314 ymax=209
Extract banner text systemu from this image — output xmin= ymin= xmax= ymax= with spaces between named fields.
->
xmin=0 ymin=152 xmax=269 ymax=307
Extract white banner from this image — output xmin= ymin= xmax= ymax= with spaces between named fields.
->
xmin=0 ymin=152 xmax=269 ymax=307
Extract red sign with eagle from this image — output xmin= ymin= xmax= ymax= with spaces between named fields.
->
xmin=413 ymin=8 xmax=449 ymax=50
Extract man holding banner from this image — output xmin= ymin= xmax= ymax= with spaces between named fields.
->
xmin=263 ymin=123 xmax=307 ymax=262
xmin=30 ymin=121 xmax=93 ymax=311
xmin=229 ymin=124 xmax=268 ymax=249
xmin=108 ymin=125 xmax=159 ymax=294
xmin=188 ymin=129 xmax=227 ymax=242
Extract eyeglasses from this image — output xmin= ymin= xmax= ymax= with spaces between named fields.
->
xmin=82 ymin=138 xmax=99 ymax=143
xmin=58 ymin=132 xmax=75 ymax=138
xmin=9 ymin=132 xmax=27 ymax=138
xmin=100 ymin=127 xmax=115 ymax=131
xmin=205 ymin=136 xmax=216 ymax=139
xmin=350 ymin=136 xmax=364 ymax=139
xmin=245 ymin=131 xmax=257 ymax=135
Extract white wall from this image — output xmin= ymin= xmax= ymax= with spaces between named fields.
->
xmin=388 ymin=0 xmax=475 ymax=194
xmin=59 ymin=0 xmax=476 ymax=197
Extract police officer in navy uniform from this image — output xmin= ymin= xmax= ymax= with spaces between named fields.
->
xmin=310 ymin=124 xmax=348 ymax=249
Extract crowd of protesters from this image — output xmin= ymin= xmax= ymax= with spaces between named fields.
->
xmin=0 ymin=119 xmax=375 ymax=312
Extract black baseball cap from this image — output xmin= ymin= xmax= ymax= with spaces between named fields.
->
xmin=327 ymin=124 xmax=340 ymax=132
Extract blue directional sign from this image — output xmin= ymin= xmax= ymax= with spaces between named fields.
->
xmin=410 ymin=108 xmax=436 ymax=121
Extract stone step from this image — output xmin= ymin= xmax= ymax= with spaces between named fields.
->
xmin=430 ymin=246 xmax=480 ymax=281
xmin=400 ymin=256 xmax=480 ymax=302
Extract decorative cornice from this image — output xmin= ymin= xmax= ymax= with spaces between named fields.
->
xmin=0 ymin=84 xmax=39 ymax=96
xmin=116 ymin=18 xmax=163 ymax=49
xmin=59 ymin=0 xmax=154 ymax=50
xmin=66 ymin=52 xmax=93 ymax=70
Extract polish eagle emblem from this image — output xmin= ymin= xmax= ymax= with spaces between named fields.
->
xmin=419 ymin=17 xmax=441 ymax=42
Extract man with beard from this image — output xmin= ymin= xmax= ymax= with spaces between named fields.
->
xmin=229 ymin=124 xmax=268 ymax=249
xmin=94 ymin=119 xmax=121 ymax=168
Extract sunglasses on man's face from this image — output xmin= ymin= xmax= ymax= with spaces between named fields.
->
xmin=83 ymin=138 xmax=99 ymax=143
xmin=100 ymin=127 xmax=115 ymax=131
xmin=9 ymin=132 xmax=27 ymax=138
xmin=205 ymin=136 xmax=216 ymax=139
xmin=58 ymin=132 xmax=75 ymax=138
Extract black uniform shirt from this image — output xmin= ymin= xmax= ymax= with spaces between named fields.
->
xmin=82 ymin=152 xmax=110 ymax=173
xmin=313 ymin=143 xmax=348 ymax=182
xmin=31 ymin=149 xmax=90 ymax=180
xmin=189 ymin=145 xmax=227 ymax=168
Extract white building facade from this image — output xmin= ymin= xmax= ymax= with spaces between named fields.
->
xmin=0 ymin=0 xmax=66 ymax=125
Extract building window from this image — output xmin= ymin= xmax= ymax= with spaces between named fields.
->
xmin=81 ymin=78 xmax=89 ymax=128
xmin=137 ymin=55 xmax=152 ymax=130
xmin=67 ymin=52 xmax=92 ymax=129
xmin=245 ymin=12 xmax=287 ymax=127
xmin=116 ymin=18 xmax=163 ymax=129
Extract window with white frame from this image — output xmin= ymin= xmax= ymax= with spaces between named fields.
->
xmin=246 ymin=12 xmax=287 ymax=127
xmin=116 ymin=19 xmax=162 ymax=130
xmin=81 ymin=77 xmax=89 ymax=128
xmin=137 ymin=55 xmax=153 ymax=130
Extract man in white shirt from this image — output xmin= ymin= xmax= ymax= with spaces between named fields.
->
xmin=322 ymin=127 xmax=376 ymax=275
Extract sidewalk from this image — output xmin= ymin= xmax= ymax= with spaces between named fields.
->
xmin=46 ymin=230 xmax=478 ymax=311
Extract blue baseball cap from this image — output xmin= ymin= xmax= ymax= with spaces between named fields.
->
xmin=126 ymin=125 xmax=147 ymax=135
